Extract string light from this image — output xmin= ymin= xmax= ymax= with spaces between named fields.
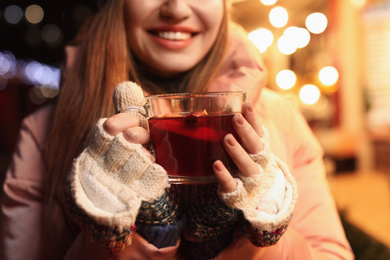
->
xmin=25 ymin=5 xmax=44 ymax=24
xmin=276 ymin=70 xmax=297 ymax=90
xmin=306 ymin=12 xmax=328 ymax=34
xmin=299 ymin=84 xmax=321 ymax=105
xmin=41 ymin=24 xmax=63 ymax=47
xmin=4 ymin=5 xmax=23 ymax=25
xmin=277 ymin=35 xmax=297 ymax=55
xmin=261 ymin=0 xmax=277 ymax=6
xmin=319 ymin=66 xmax=339 ymax=86
xmin=269 ymin=7 xmax=288 ymax=28
xmin=248 ymin=28 xmax=274 ymax=53
xmin=283 ymin=26 xmax=311 ymax=49
xmin=351 ymin=0 xmax=366 ymax=8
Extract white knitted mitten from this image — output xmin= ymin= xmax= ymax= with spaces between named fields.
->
xmin=68 ymin=81 xmax=169 ymax=231
xmin=218 ymin=127 xmax=298 ymax=246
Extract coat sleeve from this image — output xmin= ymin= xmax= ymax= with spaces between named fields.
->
xmin=1 ymin=108 xmax=50 ymax=260
xmin=216 ymin=93 xmax=354 ymax=260
xmin=0 ymin=107 xmax=184 ymax=260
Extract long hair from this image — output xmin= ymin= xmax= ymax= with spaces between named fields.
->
xmin=43 ymin=0 xmax=229 ymax=256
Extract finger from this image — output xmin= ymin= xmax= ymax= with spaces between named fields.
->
xmin=213 ymin=160 xmax=237 ymax=193
xmin=103 ymin=113 xmax=139 ymax=136
xmin=242 ymin=102 xmax=264 ymax=137
xmin=232 ymin=113 xmax=264 ymax=154
xmin=223 ymin=134 xmax=259 ymax=177
xmin=142 ymin=147 xmax=156 ymax=163
xmin=123 ymin=126 xmax=150 ymax=146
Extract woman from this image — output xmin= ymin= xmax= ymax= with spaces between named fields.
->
xmin=1 ymin=0 xmax=354 ymax=259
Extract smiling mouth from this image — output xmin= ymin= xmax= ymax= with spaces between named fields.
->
xmin=149 ymin=31 xmax=196 ymax=41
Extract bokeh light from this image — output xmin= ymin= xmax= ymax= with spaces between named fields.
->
xmin=4 ymin=5 xmax=23 ymax=25
xmin=306 ymin=12 xmax=328 ymax=34
xmin=269 ymin=7 xmax=288 ymax=28
xmin=0 ymin=51 xmax=17 ymax=78
xmin=277 ymin=35 xmax=297 ymax=55
xmin=319 ymin=66 xmax=339 ymax=86
xmin=29 ymin=87 xmax=47 ymax=105
xmin=351 ymin=0 xmax=366 ymax=8
xmin=299 ymin=84 xmax=321 ymax=105
xmin=261 ymin=0 xmax=277 ymax=6
xmin=25 ymin=5 xmax=44 ymax=24
xmin=23 ymin=60 xmax=61 ymax=88
xmin=41 ymin=24 xmax=63 ymax=47
xmin=248 ymin=28 xmax=274 ymax=53
xmin=276 ymin=70 xmax=297 ymax=90
xmin=283 ymin=26 xmax=311 ymax=49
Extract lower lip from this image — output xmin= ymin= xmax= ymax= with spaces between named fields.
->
xmin=150 ymin=34 xmax=195 ymax=50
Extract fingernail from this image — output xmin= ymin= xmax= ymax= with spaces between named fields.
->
xmin=247 ymin=102 xmax=254 ymax=113
xmin=226 ymin=134 xmax=237 ymax=146
xmin=213 ymin=160 xmax=223 ymax=171
xmin=236 ymin=114 xmax=245 ymax=125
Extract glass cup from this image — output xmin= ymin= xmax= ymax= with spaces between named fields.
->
xmin=128 ymin=91 xmax=246 ymax=184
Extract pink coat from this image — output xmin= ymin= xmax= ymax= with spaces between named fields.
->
xmin=1 ymin=24 xmax=354 ymax=259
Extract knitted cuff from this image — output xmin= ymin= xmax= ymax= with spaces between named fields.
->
xmin=136 ymin=215 xmax=186 ymax=248
xmin=136 ymin=190 xmax=180 ymax=226
xmin=63 ymin=176 xmax=136 ymax=258
xmin=183 ymin=184 xmax=241 ymax=241
xmin=243 ymin=219 xmax=288 ymax=247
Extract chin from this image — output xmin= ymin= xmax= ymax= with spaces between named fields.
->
xmin=155 ymin=64 xmax=196 ymax=77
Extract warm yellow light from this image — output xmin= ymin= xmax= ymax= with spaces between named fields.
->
xmin=299 ymin=84 xmax=321 ymax=105
xmin=351 ymin=0 xmax=366 ymax=8
xmin=269 ymin=7 xmax=288 ymax=28
xmin=306 ymin=12 xmax=328 ymax=34
xmin=295 ymin=28 xmax=310 ymax=48
xmin=248 ymin=28 xmax=274 ymax=53
xmin=319 ymin=66 xmax=339 ymax=86
xmin=261 ymin=0 xmax=277 ymax=6
xmin=25 ymin=5 xmax=44 ymax=24
xmin=283 ymin=26 xmax=311 ymax=49
xmin=277 ymin=35 xmax=297 ymax=55
xmin=276 ymin=70 xmax=296 ymax=90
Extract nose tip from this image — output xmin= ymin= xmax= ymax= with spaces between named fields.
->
xmin=160 ymin=0 xmax=192 ymax=22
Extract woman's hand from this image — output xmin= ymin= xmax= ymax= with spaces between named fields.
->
xmin=213 ymin=101 xmax=297 ymax=248
xmin=103 ymin=112 xmax=155 ymax=162
xmin=214 ymin=101 xmax=264 ymax=192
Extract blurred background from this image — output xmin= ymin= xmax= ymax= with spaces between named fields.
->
xmin=0 ymin=0 xmax=390 ymax=258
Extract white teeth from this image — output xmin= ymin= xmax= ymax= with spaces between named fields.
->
xmin=158 ymin=31 xmax=191 ymax=40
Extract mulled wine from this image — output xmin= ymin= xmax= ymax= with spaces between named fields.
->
xmin=148 ymin=113 xmax=239 ymax=181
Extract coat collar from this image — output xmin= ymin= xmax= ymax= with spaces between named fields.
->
xmin=208 ymin=23 xmax=266 ymax=104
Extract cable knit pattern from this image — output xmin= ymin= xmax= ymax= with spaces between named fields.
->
xmin=66 ymin=117 xmax=170 ymax=231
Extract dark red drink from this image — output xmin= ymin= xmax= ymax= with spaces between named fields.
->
xmin=148 ymin=114 xmax=239 ymax=180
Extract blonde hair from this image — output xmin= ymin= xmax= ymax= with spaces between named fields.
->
xmin=43 ymin=0 xmax=229 ymax=256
